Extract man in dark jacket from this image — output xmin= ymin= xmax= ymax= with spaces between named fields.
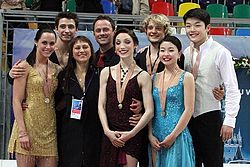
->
xmin=93 ymin=15 xmax=119 ymax=69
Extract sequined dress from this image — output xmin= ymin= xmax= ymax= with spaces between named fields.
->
xmin=149 ymin=72 xmax=195 ymax=167
xmin=99 ymin=69 xmax=143 ymax=167
xmin=8 ymin=63 xmax=58 ymax=156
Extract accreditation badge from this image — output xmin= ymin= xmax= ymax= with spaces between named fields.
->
xmin=70 ymin=98 xmax=83 ymax=120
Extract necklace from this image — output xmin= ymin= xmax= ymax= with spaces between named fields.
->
xmin=120 ymin=65 xmax=129 ymax=82
xmin=75 ymin=72 xmax=86 ymax=92
xmin=158 ymin=66 xmax=180 ymax=116
xmin=116 ymin=62 xmax=136 ymax=110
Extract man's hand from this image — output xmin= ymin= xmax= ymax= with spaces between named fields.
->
xmin=129 ymin=113 xmax=142 ymax=126
xmin=212 ymin=86 xmax=224 ymax=101
xmin=130 ymin=98 xmax=142 ymax=114
xmin=220 ymin=125 xmax=233 ymax=142
xmin=129 ymin=98 xmax=143 ymax=126
xmin=9 ymin=59 xmax=26 ymax=79
xmin=21 ymin=100 xmax=28 ymax=111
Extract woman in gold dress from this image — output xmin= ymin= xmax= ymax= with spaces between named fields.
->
xmin=8 ymin=29 xmax=61 ymax=167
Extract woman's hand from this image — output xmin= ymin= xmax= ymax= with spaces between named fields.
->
xmin=105 ymin=130 xmax=125 ymax=148
xmin=117 ymin=131 xmax=134 ymax=143
xmin=159 ymin=134 xmax=176 ymax=149
xmin=149 ymin=134 xmax=161 ymax=151
xmin=19 ymin=133 xmax=32 ymax=151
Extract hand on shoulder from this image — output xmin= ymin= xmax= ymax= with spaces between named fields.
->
xmin=9 ymin=60 xmax=28 ymax=79
xmin=18 ymin=60 xmax=29 ymax=67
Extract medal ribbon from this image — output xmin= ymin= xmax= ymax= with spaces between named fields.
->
xmin=190 ymin=43 xmax=201 ymax=79
xmin=43 ymin=61 xmax=50 ymax=102
xmin=158 ymin=67 xmax=180 ymax=116
xmin=146 ymin=47 xmax=161 ymax=76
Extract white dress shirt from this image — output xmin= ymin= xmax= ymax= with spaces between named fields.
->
xmin=184 ymin=37 xmax=241 ymax=128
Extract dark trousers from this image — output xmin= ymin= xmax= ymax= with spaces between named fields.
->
xmin=188 ymin=110 xmax=224 ymax=167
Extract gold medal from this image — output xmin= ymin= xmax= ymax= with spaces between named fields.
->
xmin=118 ymin=103 xmax=123 ymax=110
xmin=45 ymin=97 xmax=50 ymax=104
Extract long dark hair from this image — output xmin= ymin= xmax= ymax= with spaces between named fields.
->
xmin=64 ymin=36 xmax=96 ymax=92
xmin=26 ymin=29 xmax=56 ymax=66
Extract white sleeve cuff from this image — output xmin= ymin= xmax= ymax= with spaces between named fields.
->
xmin=223 ymin=116 xmax=236 ymax=128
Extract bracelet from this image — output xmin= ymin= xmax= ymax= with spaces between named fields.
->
xmin=18 ymin=134 xmax=28 ymax=138
xmin=18 ymin=131 xmax=28 ymax=138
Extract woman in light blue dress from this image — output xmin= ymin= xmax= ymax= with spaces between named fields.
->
xmin=148 ymin=36 xmax=195 ymax=167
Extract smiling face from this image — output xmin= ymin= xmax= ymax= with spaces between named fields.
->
xmin=185 ymin=17 xmax=210 ymax=48
xmin=146 ymin=20 xmax=165 ymax=44
xmin=159 ymin=41 xmax=180 ymax=67
xmin=115 ymin=33 xmax=136 ymax=59
xmin=56 ymin=18 xmax=77 ymax=42
xmin=93 ymin=19 xmax=114 ymax=47
xmin=72 ymin=40 xmax=92 ymax=64
xmin=35 ymin=32 xmax=56 ymax=58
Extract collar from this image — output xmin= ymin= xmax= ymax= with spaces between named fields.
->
xmin=97 ymin=47 xmax=115 ymax=59
xmin=190 ymin=36 xmax=213 ymax=54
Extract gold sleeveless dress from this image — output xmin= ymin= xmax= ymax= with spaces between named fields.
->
xmin=8 ymin=63 xmax=59 ymax=156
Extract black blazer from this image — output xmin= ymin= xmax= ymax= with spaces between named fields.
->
xmin=95 ymin=47 xmax=120 ymax=72
xmin=55 ymin=65 xmax=102 ymax=167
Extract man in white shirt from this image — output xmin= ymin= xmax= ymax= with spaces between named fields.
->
xmin=183 ymin=8 xmax=241 ymax=167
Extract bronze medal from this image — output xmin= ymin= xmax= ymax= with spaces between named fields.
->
xmin=44 ymin=97 xmax=50 ymax=104
xmin=118 ymin=103 xmax=123 ymax=110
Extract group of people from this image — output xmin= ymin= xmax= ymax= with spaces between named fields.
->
xmin=7 ymin=8 xmax=241 ymax=167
